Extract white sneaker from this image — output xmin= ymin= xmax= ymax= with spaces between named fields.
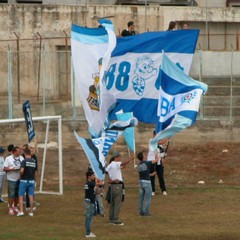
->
xmin=17 ymin=212 xmax=24 ymax=217
xmin=13 ymin=207 xmax=19 ymax=214
xmin=86 ymin=232 xmax=96 ymax=238
xmin=28 ymin=212 xmax=34 ymax=217
xmin=162 ymin=191 xmax=167 ymax=196
xmin=151 ymin=192 xmax=155 ymax=196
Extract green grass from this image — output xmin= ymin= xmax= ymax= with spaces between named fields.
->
xmin=1 ymin=186 xmax=240 ymax=240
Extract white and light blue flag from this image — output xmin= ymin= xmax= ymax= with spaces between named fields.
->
xmin=151 ymin=54 xmax=208 ymax=145
xmin=71 ymin=22 xmax=116 ymax=137
xmin=74 ymin=129 xmax=122 ymax=180
xmin=116 ymin=110 xmax=136 ymax=153
xmin=101 ymin=29 xmax=199 ymax=124
xmin=74 ymin=117 xmax=138 ymax=180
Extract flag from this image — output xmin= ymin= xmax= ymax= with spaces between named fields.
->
xmin=101 ymin=29 xmax=199 ymax=124
xmin=71 ymin=22 xmax=116 ymax=137
xmin=116 ymin=111 xmax=135 ymax=153
xmin=74 ymin=130 xmax=122 ymax=180
xmin=74 ymin=117 xmax=138 ymax=180
xmin=151 ymin=54 xmax=208 ymax=144
xmin=22 ymin=100 xmax=35 ymax=142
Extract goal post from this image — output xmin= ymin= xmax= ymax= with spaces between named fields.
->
xmin=0 ymin=115 xmax=63 ymax=195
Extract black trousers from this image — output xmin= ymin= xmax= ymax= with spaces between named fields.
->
xmin=150 ymin=164 xmax=166 ymax=193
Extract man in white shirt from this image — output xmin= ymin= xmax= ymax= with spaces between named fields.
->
xmin=105 ymin=151 xmax=134 ymax=226
xmin=4 ymin=146 xmax=24 ymax=215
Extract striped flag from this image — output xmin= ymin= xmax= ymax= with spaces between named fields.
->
xmin=74 ymin=117 xmax=138 ymax=180
xmin=151 ymin=54 xmax=208 ymax=145
xmin=101 ymin=29 xmax=199 ymax=124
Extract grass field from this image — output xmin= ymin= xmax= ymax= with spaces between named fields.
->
xmin=1 ymin=142 xmax=240 ymax=239
xmin=1 ymin=186 xmax=240 ymax=240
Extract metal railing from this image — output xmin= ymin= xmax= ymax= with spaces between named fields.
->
xmin=1 ymin=45 xmax=240 ymax=122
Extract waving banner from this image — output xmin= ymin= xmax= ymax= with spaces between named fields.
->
xmin=74 ymin=117 xmax=138 ymax=180
xmin=116 ymin=111 xmax=135 ymax=153
xmin=101 ymin=29 xmax=199 ymax=124
xmin=151 ymin=54 xmax=208 ymax=145
xmin=71 ymin=22 xmax=116 ymax=137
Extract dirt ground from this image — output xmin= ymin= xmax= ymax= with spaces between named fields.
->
xmin=36 ymin=141 xmax=240 ymax=193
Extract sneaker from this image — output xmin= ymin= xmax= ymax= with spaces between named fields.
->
xmin=28 ymin=212 xmax=34 ymax=217
xmin=0 ymin=198 xmax=5 ymax=203
xmin=26 ymin=207 xmax=30 ymax=211
xmin=113 ymin=221 xmax=124 ymax=226
xmin=151 ymin=192 xmax=155 ymax=196
xmin=86 ymin=232 xmax=96 ymax=238
xmin=139 ymin=211 xmax=144 ymax=216
xmin=13 ymin=207 xmax=19 ymax=214
xmin=144 ymin=212 xmax=152 ymax=217
xmin=8 ymin=208 xmax=14 ymax=216
xmin=17 ymin=212 xmax=24 ymax=217
xmin=34 ymin=201 xmax=40 ymax=206
xmin=162 ymin=191 xmax=167 ymax=196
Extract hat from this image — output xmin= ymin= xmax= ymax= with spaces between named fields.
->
xmin=0 ymin=147 xmax=5 ymax=154
xmin=112 ymin=151 xmax=120 ymax=158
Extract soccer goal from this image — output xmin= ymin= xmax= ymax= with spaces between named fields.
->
xmin=0 ymin=115 xmax=63 ymax=195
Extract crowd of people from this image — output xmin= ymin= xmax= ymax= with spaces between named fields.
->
xmin=0 ymin=139 xmax=38 ymax=217
xmin=84 ymin=131 xmax=169 ymax=238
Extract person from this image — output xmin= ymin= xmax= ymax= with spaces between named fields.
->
xmin=105 ymin=151 xmax=134 ymax=225
xmin=95 ymin=178 xmax=105 ymax=217
xmin=167 ymin=21 xmax=177 ymax=31
xmin=182 ymin=22 xmax=190 ymax=30
xmin=17 ymin=148 xmax=38 ymax=217
xmin=4 ymin=145 xmax=24 ymax=215
xmin=0 ymin=147 xmax=6 ymax=203
xmin=148 ymin=131 xmax=168 ymax=196
xmin=84 ymin=170 xmax=98 ymax=238
xmin=121 ymin=21 xmax=136 ymax=37
xmin=22 ymin=138 xmax=39 ymax=211
xmin=136 ymin=151 xmax=158 ymax=216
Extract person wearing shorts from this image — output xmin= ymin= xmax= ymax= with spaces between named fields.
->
xmin=17 ymin=148 xmax=37 ymax=217
xmin=4 ymin=145 xmax=23 ymax=215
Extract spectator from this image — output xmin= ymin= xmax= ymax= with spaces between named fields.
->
xmin=148 ymin=131 xmax=168 ymax=196
xmin=17 ymin=148 xmax=38 ymax=217
xmin=4 ymin=146 xmax=24 ymax=215
xmin=167 ymin=21 xmax=177 ymax=31
xmin=84 ymin=170 xmax=98 ymax=238
xmin=182 ymin=22 xmax=190 ymax=30
xmin=0 ymin=147 xmax=6 ymax=203
xmin=105 ymin=151 xmax=134 ymax=225
xmin=136 ymin=150 xmax=158 ymax=216
xmin=121 ymin=21 xmax=136 ymax=37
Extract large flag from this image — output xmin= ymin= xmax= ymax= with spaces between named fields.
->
xmin=74 ymin=117 xmax=138 ymax=180
xmin=101 ymin=29 xmax=199 ymax=123
xmin=151 ymin=54 xmax=208 ymax=144
xmin=71 ymin=22 xmax=116 ymax=137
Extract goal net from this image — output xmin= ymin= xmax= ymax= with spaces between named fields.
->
xmin=0 ymin=115 xmax=63 ymax=195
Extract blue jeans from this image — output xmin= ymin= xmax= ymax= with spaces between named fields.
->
xmin=138 ymin=180 xmax=152 ymax=214
xmin=84 ymin=201 xmax=95 ymax=235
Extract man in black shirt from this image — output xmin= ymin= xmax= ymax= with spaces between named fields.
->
xmin=136 ymin=151 xmax=158 ymax=216
xmin=17 ymin=148 xmax=37 ymax=217
xmin=121 ymin=21 xmax=136 ymax=37
xmin=84 ymin=170 xmax=97 ymax=238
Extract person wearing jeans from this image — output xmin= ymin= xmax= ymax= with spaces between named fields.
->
xmin=84 ymin=170 xmax=103 ymax=238
xmin=136 ymin=151 xmax=158 ymax=216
